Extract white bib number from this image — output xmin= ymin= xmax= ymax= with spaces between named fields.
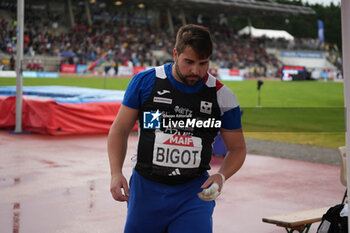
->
xmin=153 ymin=132 xmax=202 ymax=168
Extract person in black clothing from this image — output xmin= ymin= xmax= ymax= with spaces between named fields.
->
xmin=10 ymin=56 xmax=15 ymax=70
xmin=108 ymin=24 xmax=246 ymax=233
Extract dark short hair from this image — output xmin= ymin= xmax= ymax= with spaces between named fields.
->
xmin=175 ymin=24 xmax=213 ymax=59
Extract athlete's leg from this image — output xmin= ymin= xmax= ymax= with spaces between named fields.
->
xmin=166 ymin=173 xmax=215 ymax=233
xmin=124 ymin=170 xmax=169 ymax=233
xmin=167 ymin=198 xmax=215 ymax=233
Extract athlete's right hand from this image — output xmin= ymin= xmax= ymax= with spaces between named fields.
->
xmin=110 ymin=173 xmax=129 ymax=202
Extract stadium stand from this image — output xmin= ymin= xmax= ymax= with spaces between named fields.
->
xmin=0 ymin=0 xmax=342 ymax=134
xmin=278 ymin=54 xmax=336 ymax=70
xmin=0 ymin=0 xmax=342 ymax=79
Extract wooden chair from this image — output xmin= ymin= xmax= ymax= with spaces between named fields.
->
xmin=339 ymin=146 xmax=347 ymax=204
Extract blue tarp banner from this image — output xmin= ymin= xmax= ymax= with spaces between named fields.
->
xmin=22 ymin=71 xmax=59 ymax=78
xmin=280 ymin=51 xmax=323 ymax=59
xmin=0 ymin=86 xmax=125 ymax=103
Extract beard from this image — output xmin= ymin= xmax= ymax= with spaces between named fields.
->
xmin=175 ymin=62 xmax=203 ymax=86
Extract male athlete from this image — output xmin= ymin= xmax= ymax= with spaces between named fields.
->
xmin=108 ymin=24 xmax=246 ymax=233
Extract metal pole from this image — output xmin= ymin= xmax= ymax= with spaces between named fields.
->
xmin=15 ymin=0 xmax=24 ymax=133
xmin=340 ymin=1 xmax=350 ymax=231
xmin=84 ymin=0 xmax=92 ymax=27
xmin=248 ymin=17 xmax=252 ymax=36
xmin=167 ymin=8 xmax=175 ymax=37
xmin=67 ymin=0 xmax=75 ymax=28
xmin=180 ymin=10 xmax=187 ymax=26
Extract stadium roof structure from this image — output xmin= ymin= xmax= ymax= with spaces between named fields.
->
xmin=0 ymin=0 xmax=315 ymax=17
xmin=183 ymin=0 xmax=315 ymax=15
xmin=108 ymin=0 xmax=316 ymax=16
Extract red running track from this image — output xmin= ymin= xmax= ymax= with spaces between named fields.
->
xmin=0 ymin=130 xmax=344 ymax=232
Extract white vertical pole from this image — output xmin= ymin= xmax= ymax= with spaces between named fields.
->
xmin=68 ymin=0 xmax=75 ymax=28
xmin=248 ymin=17 xmax=252 ymax=36
xmin=341 ymin=1 xmax=350 ymax=230
xmin=84 ymin=0 xmax=92 ymax=27
xmin=15 ymin=0 xmax=24 ymax=133
xmin=167 ymin=8 xmax=175 ymax=37
xmin=180 ymin=10 xmax=187 ymax=26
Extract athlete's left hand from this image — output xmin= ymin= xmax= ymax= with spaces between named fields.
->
xmin=198 ymin=173 xmax=225 ymax=201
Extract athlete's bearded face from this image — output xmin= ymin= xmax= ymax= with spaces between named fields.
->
xmin=172 ymin=46 xmax=210 ymax=86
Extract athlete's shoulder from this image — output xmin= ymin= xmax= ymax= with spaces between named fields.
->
xmin=127 ymin=68 xmax=156 ymax=90
xmin=133 ymin=67 xmax=156 ymax=80
xmin=205 ymin=74 xmax=239 ymax=107
xmin=122 ymin=68 xmax=156 ymax=109
xmin=205 ymin=74 xmax=238 ymax=107
xmin=204 ymin=73 xmax=227 ymax=92
xmin=154 ymin=64 xmax=168 ymax=79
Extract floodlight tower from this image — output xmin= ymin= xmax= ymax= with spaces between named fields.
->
xmin=15 ymin=0 xmax=24 ymax=133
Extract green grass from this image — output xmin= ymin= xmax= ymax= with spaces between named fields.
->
xmin=223 ymin=80 xmax=345 ymax=148
xmin=223 ymin=80 xmax=344 ymax=107
xmin=0 ymin=77 xmax=346 ymax=148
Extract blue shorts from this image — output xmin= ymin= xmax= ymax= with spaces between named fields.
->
xmin=124 ymin=170 xmax=215 ymax=233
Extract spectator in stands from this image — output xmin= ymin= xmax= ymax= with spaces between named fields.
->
xmin=26 ymin=60 xmax=33 ymax=71
xmin=0 ymin=12 xmax=342 ymax=76
xmin=10 ymin=55 xmax=15 ymax=70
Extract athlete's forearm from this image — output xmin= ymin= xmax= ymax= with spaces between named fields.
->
xmin=218 ymin=144 xmax=246 ymax=181
xmin=107 ymin=105 xmax=139 ymax=176
xmin=107 ymin=122 xmax=129 ymax=176
xmin=218 ymin=128 xmax=246 ymax=181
